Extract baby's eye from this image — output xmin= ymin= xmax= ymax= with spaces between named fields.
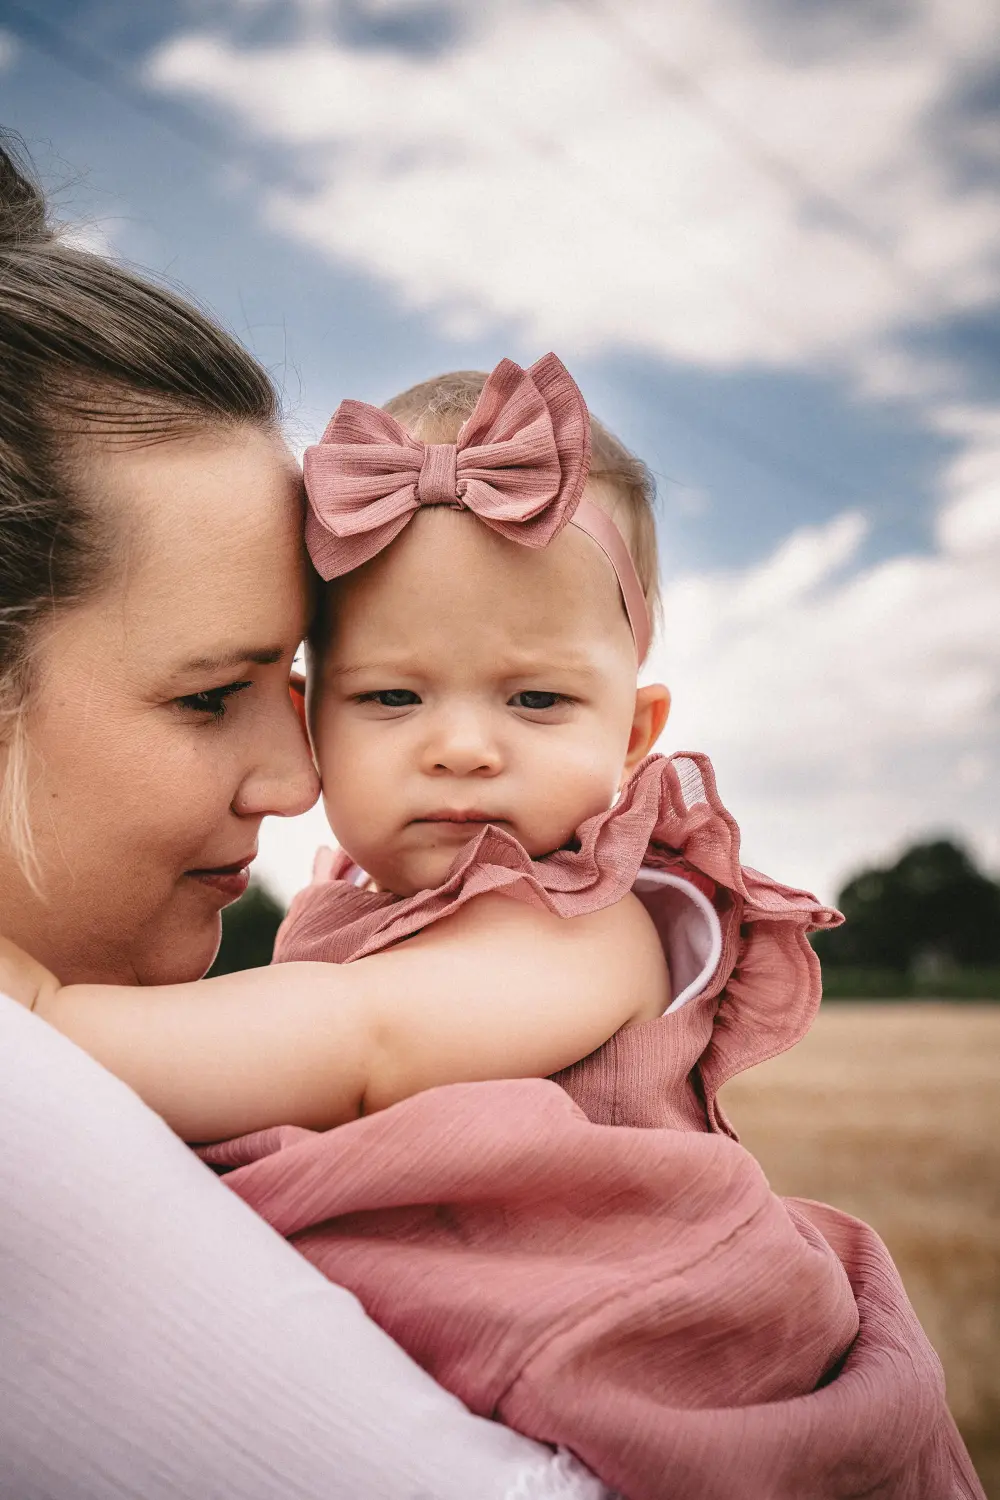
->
xmin=356 ymin=689 xmax=422 ymax=708
xmin=509 ymin=691 xmax=565 ymax=711
xmin=176 ymin=682 xmax=251 ymax=720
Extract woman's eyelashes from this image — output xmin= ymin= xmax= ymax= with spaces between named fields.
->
xmin=176 ymin=681 xmax=252 ymax=721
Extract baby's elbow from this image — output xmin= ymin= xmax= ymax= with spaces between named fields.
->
xmin=358 ymin=1057 xmax=404 ymax=1117
xmin=353 ymin=1009 xmax=403 ymax=1117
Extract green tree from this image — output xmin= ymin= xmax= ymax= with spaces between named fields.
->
xmin=208 ymin=880 xmax=286 ymax=976
xmin=813 ymin=838 xmax=1000 ymax=974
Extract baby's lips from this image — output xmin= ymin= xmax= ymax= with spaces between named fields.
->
xmin=412 ymin=810 xmax=507 ymax=824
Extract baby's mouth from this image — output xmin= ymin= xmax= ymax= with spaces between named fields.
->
xmin=412 ymin=811 xmax=508 ymax=826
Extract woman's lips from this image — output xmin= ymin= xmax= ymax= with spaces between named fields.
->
xmin=186 ymin=856 xmax=255 ymax=904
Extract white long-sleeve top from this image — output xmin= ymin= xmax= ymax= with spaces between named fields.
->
xmin=0 ymin=994 xmax=608 ymax=1500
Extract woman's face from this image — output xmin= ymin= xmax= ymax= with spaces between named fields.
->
xmin=0 ymin=426 xmax=319 ymax=986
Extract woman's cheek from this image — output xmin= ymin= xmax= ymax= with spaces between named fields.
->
xmin=163 ymin=738 xmax=241 ymax=846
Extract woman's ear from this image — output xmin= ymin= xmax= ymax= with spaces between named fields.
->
xmin=623 ymin=683 xmax=671 ymax=776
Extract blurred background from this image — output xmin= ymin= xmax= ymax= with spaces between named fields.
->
xmin=3 ymin=0 xmax=997 ymax=1489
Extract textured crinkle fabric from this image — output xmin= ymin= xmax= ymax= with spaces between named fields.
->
xmin=207 ymin=753 xmax=983 ymax=1500
xmin=304 ymin=352 xmax=592 ymax=579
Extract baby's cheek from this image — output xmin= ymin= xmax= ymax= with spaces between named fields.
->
xmin=320 ymin=771 xmax=374 ymax=863
xmin=315 ymin=716 xmax=375 ymax=835
xmin=548 ymin=758 xmax=620 ymax=838
xmin=523 ymin=783 xmax=613 ymax=856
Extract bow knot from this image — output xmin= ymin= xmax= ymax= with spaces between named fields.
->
xmin=417 ymin=443 xmax=460 ymax=507
xmin=304 ymin=354 xmax=591 ymax=580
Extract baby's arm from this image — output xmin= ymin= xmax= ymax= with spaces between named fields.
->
xmin=6 ymin=893 xmax=668 ymax=1142
xmin=353 ymin=892 xmax=669 ymax=1111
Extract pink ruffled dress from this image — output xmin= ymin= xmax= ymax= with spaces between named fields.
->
xmin=204 ymin=753 xmax=983 ymax=1500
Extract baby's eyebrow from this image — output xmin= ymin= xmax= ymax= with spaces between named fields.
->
xmin=329 ymin=661 xmax=411 ymax=678
xmin=499 ymin=655 xmax=603 ymax=680
xmin=330 ymin=656 xmax=601 ymax=681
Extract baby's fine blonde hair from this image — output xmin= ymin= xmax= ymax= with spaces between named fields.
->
xmin=383 ymin=369 xmax=661 ymax=627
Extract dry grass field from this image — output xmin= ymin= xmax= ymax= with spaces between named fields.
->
xmin=720 ymin=1003 xmax=1000 ymax=1497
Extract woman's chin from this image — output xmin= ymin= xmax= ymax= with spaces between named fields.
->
xmin=132 ymin=909 xmax=224 ymax=986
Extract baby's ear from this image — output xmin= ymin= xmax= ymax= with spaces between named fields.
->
xmin=624 ymin=683 xmax=671 ymax=774
xmin=289 ymin=671 xmax=308 ymax=735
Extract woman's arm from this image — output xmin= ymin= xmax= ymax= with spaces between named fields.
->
xmin=0 ymin=992 xmax=609 ymax=1500
xmin=11 ymin=891 xmax=669 ymax=1141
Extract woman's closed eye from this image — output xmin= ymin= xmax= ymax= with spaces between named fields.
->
xmin=175 ymin=682 xmax=252 ymax=721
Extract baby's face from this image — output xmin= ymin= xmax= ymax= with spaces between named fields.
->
xmin=309 ymin=505 xmax=659 ymax=896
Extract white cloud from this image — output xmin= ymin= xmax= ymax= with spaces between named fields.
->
xmin=931 ymin=405 xmax=1000 ymax=554
xmin=0 ymin=29 xmax=17 ymax=72
xmin=643 ymin=414 xmax=1000 ymax=899
xmin=145 ymin=0 xmax=1000 ymax=382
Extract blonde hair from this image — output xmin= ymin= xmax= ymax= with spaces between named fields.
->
xmin=383 ymin=369 xmax=661 ymax=627
xmin=0 ymin=663 xmax=37 ymax=885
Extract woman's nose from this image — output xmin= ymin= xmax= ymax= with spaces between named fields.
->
xmin=425 ymin=709 xmax=502 ymax=777
xmin=232 ymin=699 xmax=321 ymax=819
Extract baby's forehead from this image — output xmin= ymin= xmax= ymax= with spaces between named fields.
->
xmin=335 ymin=508 xmax=621 ymax=622
xmin=317 ymin=511 xmax=635 ymax=678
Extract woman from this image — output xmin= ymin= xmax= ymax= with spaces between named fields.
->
xmin=0 ymin=136 xmax=606 ymax=1500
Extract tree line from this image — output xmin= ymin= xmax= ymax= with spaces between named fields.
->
xmin=812 ymin=838 xmax=1000 ymax=998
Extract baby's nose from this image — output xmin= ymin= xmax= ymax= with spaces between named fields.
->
xmin=426 ymin=711 xmax=502 ymax=776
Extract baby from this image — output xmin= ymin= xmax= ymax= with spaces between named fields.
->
xmin=2 ymin=356 xmax=975 ymax=1500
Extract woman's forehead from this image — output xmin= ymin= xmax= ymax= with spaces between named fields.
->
xmin=87 ymin=425 xmax=298 ymax=544
xmin=63 ymin=428 xmax=309 ymax=673
xmin=83 ymin=430 xmax=296 ymax=588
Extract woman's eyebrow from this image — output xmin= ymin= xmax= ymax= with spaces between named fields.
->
xmin=174 ymin=646 xmax=285 ymax=674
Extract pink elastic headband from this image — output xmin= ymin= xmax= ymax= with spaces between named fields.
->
xmin=303 ymin=353 xmax=652 ymax=662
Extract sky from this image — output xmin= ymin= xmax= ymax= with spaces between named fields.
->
xmin=2 ymin=0 xmax=998 ymax=904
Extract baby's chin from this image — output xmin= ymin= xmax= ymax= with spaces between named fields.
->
xmin=370 ymin=825 xmax=570 ymax=898
xmin=365 ymin=838 xmax=487 ymax=898
xmin=382 ymin=850 xmax=462 ymax=897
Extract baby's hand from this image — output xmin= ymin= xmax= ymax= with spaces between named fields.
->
xmin=0 ymin=935 xmax=61 ymax=1013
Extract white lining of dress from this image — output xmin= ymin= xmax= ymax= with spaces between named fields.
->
xmin=633 ymin=867 xmax=723 ymax=1014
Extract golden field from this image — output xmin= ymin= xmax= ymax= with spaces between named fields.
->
xmin=720 ymin=1003 xmax=1000 ymax=1497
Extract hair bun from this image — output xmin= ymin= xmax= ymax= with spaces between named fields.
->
xmin=0 ymin=133 xmax=52 ymax=250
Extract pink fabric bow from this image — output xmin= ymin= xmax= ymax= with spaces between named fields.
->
xmin=304 ymin=353 xmax=591 ymax=579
